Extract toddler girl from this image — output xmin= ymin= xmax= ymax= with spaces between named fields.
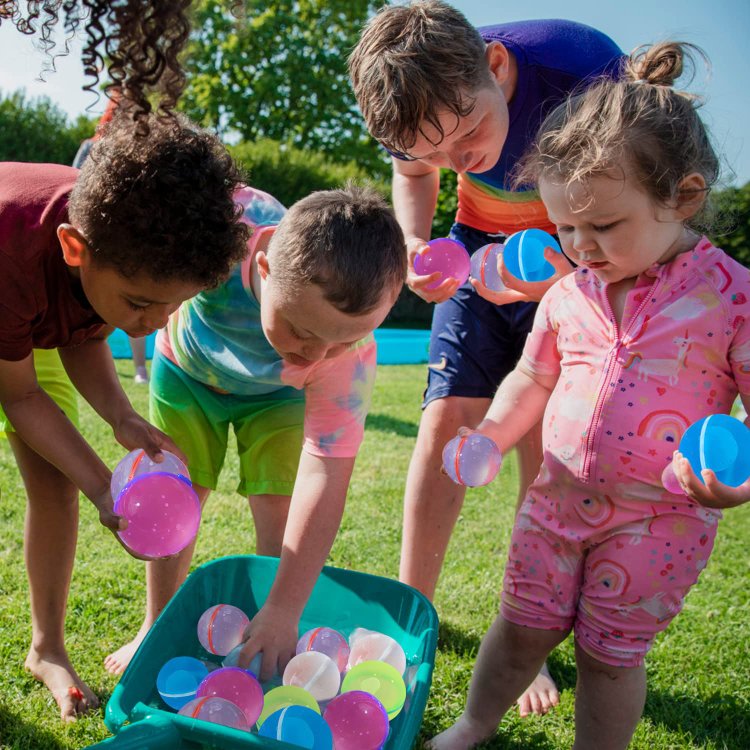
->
xmin=430 ymin=41 xmax=750 ymax=750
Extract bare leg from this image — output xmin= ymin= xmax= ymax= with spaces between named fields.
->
xmin=401 ymin=400 xmax=557 ymax=715
xmin=428 ymin=617 xmax=568 ymax=749
xmin=513 ymin=422 xmax=560 ymax=716
xmin=104 ymin=484 xmax=211 ymax=674
xmin=572 ymin=642 xmax=646 ymax=750
xmin=129 ymin=335 xmax=149 ymax=384
xmin=399 ymin=396 xmax=491 ymax=599
xmin=9 ymin=434 xmax=100 ymax=722
xmin=248 ymin=494 xmax=292 ymax=557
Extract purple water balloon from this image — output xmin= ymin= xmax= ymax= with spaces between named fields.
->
xmin=113 ymin=472 xmax=201 ymax=558
xmin=178 ymin=695 xmax=249 ymax=730
xmin=111 ymin=448 xmax=189 ymax=500
xmin=470 ymin=243 xmax=506 ymax=292
xmin=296 ymin=627 xmax=350 ymax=672
xmin=442 ymin=433 xmax=503 ymax=487
xmin=196 ymin=666 xmax=263 ymax=726
xmin=413 ymin=238 xmax=470 ymax=290
xmin=323 ymin=691 xmax=390 ymax=750
xmin=197 ymin=604 xmax=250 ymax=656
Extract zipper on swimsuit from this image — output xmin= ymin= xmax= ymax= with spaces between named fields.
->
xmin=580 ymin=277 xmax=661 ymax=483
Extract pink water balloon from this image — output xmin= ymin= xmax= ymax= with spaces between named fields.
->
xmin=178 ymin=695 xmax=249 ymax=731
xmin=296 ymin=627 xmax=350 ymax=672
xmin=197 ymin=604 xmax=250 ymax=657
xmin=113 ymin=472 xmax=201 ymax=558
xmin=413 ymin=238 xmax=470 ymax=290
xmin=347 ymin=628 xmax=406 ymax=675
xmin=323 ymin=691 xmax=389 ymax=750
xmin=283 ymin=651 xmax=340 ymax=702
xmin=196 ymin=666 xmax=263 ymax=726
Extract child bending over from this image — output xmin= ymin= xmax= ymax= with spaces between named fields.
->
xmin=0 ymin=115 xmax=248 ymax=720
xmin=430 ymin=42 xmax=750 ymax=749
xmin=105 ymin=185 xmax=407 ymax=680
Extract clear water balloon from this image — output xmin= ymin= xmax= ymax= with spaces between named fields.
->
xmin=470 ymin=243 xmax=505 ymax=291
xmin=197 ymin=604 xmax=250 ymax=657
xmin=442 ymin=433 xmax=503 ymax=487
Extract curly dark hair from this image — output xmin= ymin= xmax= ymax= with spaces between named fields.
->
xmin=68 ymin=113 xmax=250 ymax=289
xmin=0 ymin=1 xmax=192 ymax=129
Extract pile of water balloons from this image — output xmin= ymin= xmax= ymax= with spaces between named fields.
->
xmin=442 ymin=433 xmax=503 ymax=487
xmin=156 ymin=604 xmax=411 ymax=749
xmin=661 ymin=414 xmax=750 ymax=494
xmin=111 ymin=449 xmax=201 ymax=558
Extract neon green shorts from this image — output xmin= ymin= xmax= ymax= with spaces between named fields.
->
xmin=0 ymin=349 xmax=79 ymax=437
xmin=149 ymin=353 xmax=305 ymax=496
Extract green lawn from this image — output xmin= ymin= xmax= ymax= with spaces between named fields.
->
xmin=0 ymin=361 xmax=748 ymax=749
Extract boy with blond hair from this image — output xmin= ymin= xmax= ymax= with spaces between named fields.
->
xmin=350 ymin=0 xmax=623 ymax=714
xmin=106 ymin=185 xmax=407 ymax=679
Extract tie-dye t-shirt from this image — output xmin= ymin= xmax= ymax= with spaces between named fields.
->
xmin=156 ymin=186 xmax=377 ymax=459
xmin=520 ymin=237 xmax=750 ymax=487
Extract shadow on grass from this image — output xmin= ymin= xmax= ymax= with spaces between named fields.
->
xmin=0 ymin=702 xmax=66 ymax=750
xmin=365 ymin=412 xmax=419 ymax=438
xmin=436 ymin=620 xmax=749 ymax=748
xmin=643 ymin=690 xmax=750 ymax=749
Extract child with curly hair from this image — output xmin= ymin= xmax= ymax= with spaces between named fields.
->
xmin=429 ymin=41 xmax=750 ymax=749
xmin=0 ymin=113 xmax=248 ymax=720
xmin=105 ymin=184 xmax=407 ymax=683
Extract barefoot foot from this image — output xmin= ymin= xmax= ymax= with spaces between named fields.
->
xmin=25 ymin=647 xmax=99 ymax=722
xmin=516 ymin=661 xmax=559 ymax=717
xmin=426 ymin=714 xmax=494 ymax=750
xmin=104 ymin=623 xmax=150 ymax=675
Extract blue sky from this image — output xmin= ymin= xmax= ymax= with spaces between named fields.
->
xmin=0 ymin=1 xmax=747 ymax=185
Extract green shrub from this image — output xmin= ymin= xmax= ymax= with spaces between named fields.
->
xmin=0 ymin=90 xmax=94 ymax=165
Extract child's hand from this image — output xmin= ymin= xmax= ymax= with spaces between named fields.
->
xmin=112 ymin=411 xmax=188 ymax=465
xmin=671 ymin=451 xmax=750 ymax=509
xmin=90 ymin=486 xmax=166 ymax=562
xmin=472 ymin=246 xmax=573 ymax=305
xmin=233 ymin=602 xmax=298 ymax=682
xmin=406 ymin=238 xmax=463 ymax=303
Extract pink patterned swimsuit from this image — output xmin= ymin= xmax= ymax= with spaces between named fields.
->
xmin=502 ymin=237 xmax=750 ymax=666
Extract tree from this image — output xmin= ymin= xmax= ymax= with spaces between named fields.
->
xmin=181 ymin=0 xmax=387 ymax=175
xmin=0 ymin=90 xmax=94 ymax=165
xmin=711 ymin=182 xmax=750 ymax=267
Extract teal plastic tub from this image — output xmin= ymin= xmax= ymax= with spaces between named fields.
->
xmin=89 ymin=555 xmax=438 ymax=749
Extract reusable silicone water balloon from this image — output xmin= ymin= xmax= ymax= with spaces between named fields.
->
xmin=470 ymin=243 xmax=505 ymax=291
xmin=283 ymin=651 xmax=341 ymax=702
xmin=178 ymin=695 xmax=249 ymax=730
xmin=502 ymin=229 xmax=562 ymax=282
xmin=197 ymin=604 xmax=250 ymax=657
xmin=111 ymin=448 xmax=190 ymax=499
xmin=662 ymin=414 xmax=750 ymax=491
xmin=196 ymin=666 xmax=263 ymax=726
xmin=323 ymin=690 xmax=390 ymax=750
xmin=296 ymin=626 xmax=350 ymax=672
xmin=113 ymin=472 xmax=201 ymax=558
xmin=347 ymin=628 xmax=407 ymax=675
xmin=259 ymin=705 xmax=333 ymax=749
xmin=413 ymin=238 xmax=471 ymax=290
xmin=341 ymin=660 xmax=406 ymax=720
xmin=257 ymin=685 xmax=320 ymax=728
xmin=442 ymin=433 xmax=503 ymax=487
xmin=222 ymin=643 xmax=265 ymax=680
xmin=156 ymin=656 xmax=208 ymax=710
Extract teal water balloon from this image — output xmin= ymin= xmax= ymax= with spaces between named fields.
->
xmin=502 ymin=229 xmax=562 ymax=282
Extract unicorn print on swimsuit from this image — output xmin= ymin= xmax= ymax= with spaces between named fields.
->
xmin=622 ymin=332 xmax=692 ymax=386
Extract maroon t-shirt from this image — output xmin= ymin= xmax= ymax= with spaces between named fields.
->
xmin=0 ymin=162 xmax=104 ymax=362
